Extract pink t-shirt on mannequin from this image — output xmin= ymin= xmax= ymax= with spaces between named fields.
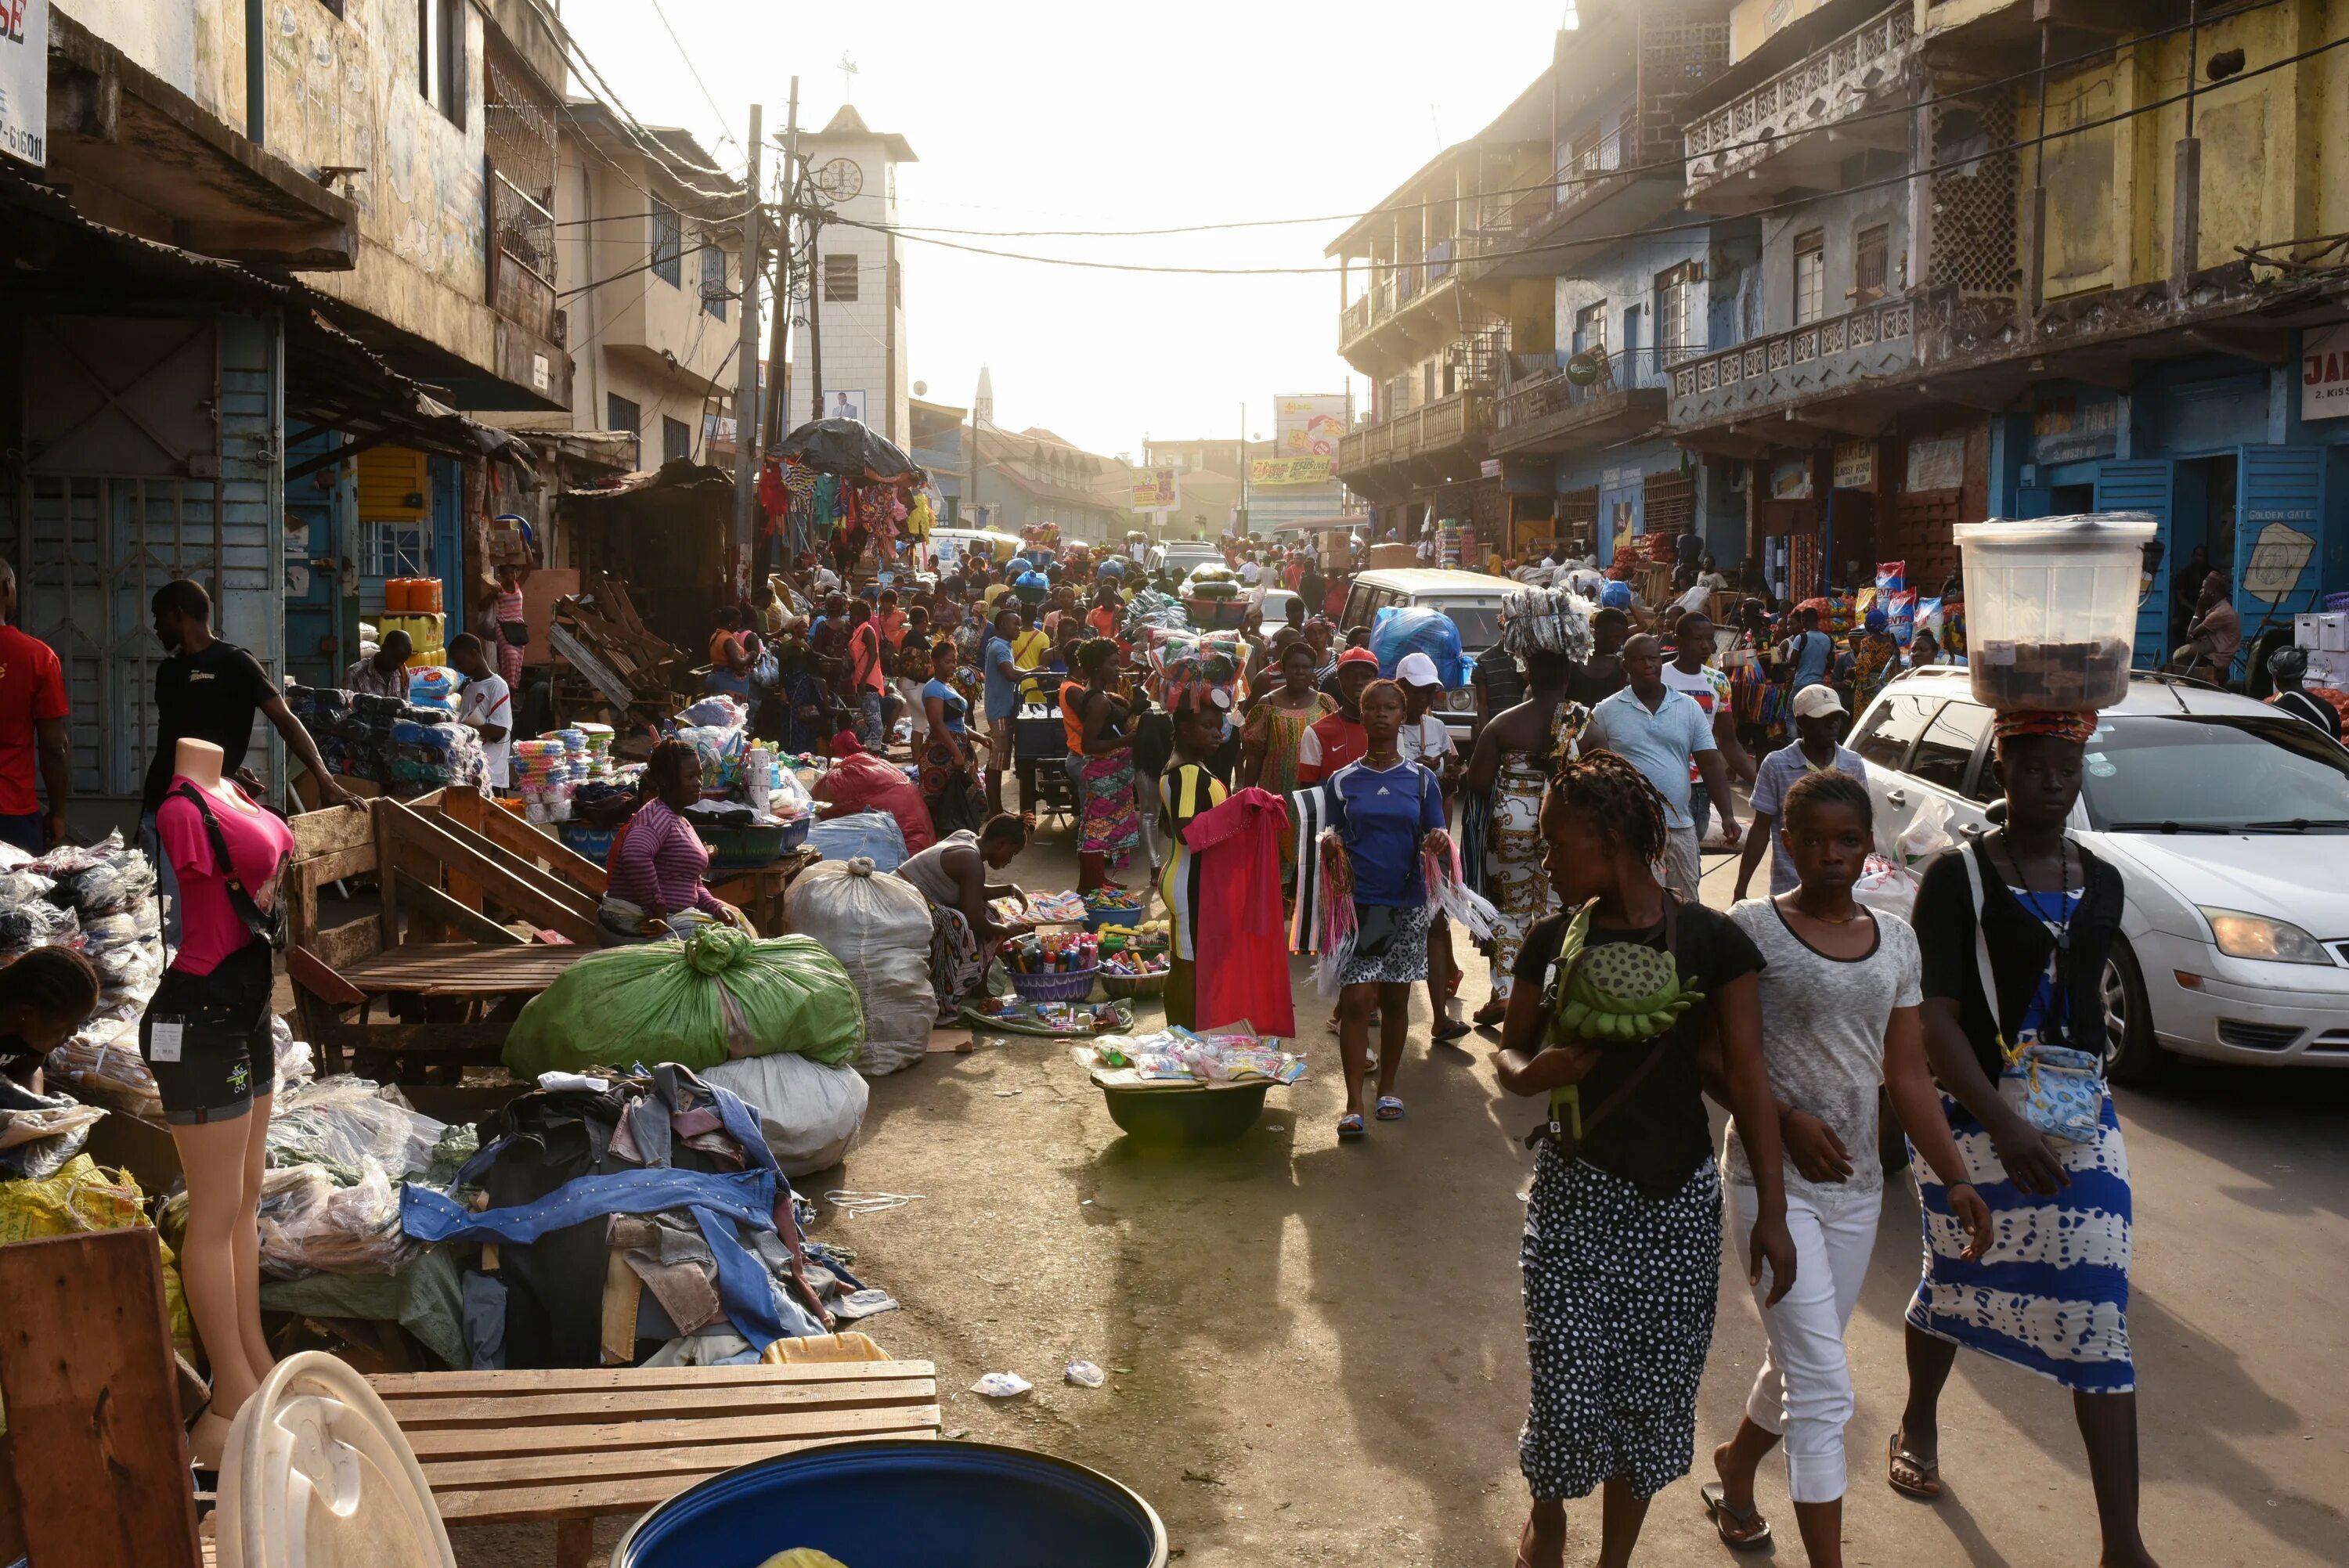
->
xmin=156 ymin=779 xmax=294 ymax=975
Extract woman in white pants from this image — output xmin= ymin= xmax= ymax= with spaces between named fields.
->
xmin=1703 ymin=770 xmax=1991 ymax=1563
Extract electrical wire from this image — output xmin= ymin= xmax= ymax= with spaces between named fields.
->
xmin=517 ymin=0 xmax=744 ymax=197
xmin=645 ymin=0 xmax=743 ymax=159
xmin=827 ymin=25 xmax=2349 ymax=281
xmin=864 ymin=0 xmax=2284 ymax=245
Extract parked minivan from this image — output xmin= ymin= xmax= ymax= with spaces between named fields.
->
xmin=1337 ymin=568 xmax=1509 ymax=743
xmin=1149 ymin=541 xmax=1225 ymax=580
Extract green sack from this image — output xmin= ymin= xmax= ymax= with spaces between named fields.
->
xmin=502 ymin=925 xmax=866 ymax=1077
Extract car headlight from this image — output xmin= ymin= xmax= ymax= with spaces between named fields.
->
xmin=2199 ymin=907 xmax=2333 ymax=964
xmin=1443 ymin=689 xmax=1477 ymax=712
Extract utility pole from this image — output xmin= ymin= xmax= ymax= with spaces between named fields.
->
xmin=729 ymin=103 xmax=765 ymax=585
xmin=1236 ymin=401 xmax=1248 ymax=542
xmin=753 ymin=79 xmax=800 ymax=585
xmin=806 ymin=207 xmax=827 ymax=423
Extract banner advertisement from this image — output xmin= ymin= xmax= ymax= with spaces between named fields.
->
xmin=1248 ymin=456 xmax=1335 ymax=485
xmin=1130 ymin=468 xmax=1177 ymax=510
xmin=2302 ymin=323 xmax=2349 ymax=421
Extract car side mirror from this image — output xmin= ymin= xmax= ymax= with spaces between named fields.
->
xmin=1983 ymin=798 xmax=2008 ymax=826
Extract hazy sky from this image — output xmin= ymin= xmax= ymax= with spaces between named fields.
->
xmin=562 ymin=0 xmax=1570 ymax=458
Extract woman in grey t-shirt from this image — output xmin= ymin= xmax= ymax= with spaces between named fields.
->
xmin=1700 ymin=771 xmax=1990 ymax=1563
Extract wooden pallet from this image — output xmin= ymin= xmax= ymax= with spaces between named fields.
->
xmin=366 ymin=1361 xmax=941 ymax=1565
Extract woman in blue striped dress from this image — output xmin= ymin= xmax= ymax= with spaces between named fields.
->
xmin=1898 ymin=711 xmax=2158 ymax=1568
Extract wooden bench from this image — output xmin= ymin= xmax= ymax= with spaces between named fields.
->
xmin=366 ymin=1360 xmax=942 ymax=1566
xmin=286 ymin=791 xmax=610 ymax=1083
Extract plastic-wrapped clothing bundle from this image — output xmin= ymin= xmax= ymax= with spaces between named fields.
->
xmin=782 ymin=859 xmax=933 ymax=1076
xmin=0 ymin=1076 xmax=106 ymax=1180
xmin=265 ymin=1076 xmax=447 ymax=1183
xmin=245 ymin=1162 xmax=414 ymax=1278
xmin=0 ymin=901 xmax=78 ymax=955
xmin=802 ymin=810 xmax=909 ymax=871
xmin=678 ymin=724 xmax=748 ymax=791
xmin=1369 ymin=607 xmax=1467 ymax=687
xmin=502 ymin=925 xmax=867 ymax=1077
xmin=1497 ymin=586 xmax=1597 ymax=664
xmin=700 ymin=1054 xmax=870 ymax=1174
xmin=0 ymin=869 xmax=54 ymax=907
xmin=45 ymin=1009 xmax=158 ymax=1116
xmin=680 ymin=694 xmax=749 ymax=730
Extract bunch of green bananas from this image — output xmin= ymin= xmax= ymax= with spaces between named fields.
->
xmin=1546 ymin=898 xmax=1704 ymax=1044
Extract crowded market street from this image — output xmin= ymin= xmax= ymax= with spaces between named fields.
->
xmin=447 ymin=834 xmax=2349 ymax=1568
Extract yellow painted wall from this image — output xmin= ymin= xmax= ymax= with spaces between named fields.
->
xmin=2012 ymin=0 xmax=2345 ymax=295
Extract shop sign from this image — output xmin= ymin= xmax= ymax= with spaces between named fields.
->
xmin=1248 ymin=456 xmax=1335 ymax=485
xmin=1130 ymin=467 xmax=1177 ymax=510
xmin=2301 ymin=323 xmax=2349 ymax=421
xmin=1831 ymin=441 xmax=1875 ymax=490
xmin=1769 ymin=456 xmax=1813 ymax=501
xmin=2030 ymin=393 xmax=2120 ymax=463
xmin=1275 ymin=395 xmax=1348 ymax=459
xmin=1904 ymin=436 xmax=1965 ymax=493
xmin=2243 ymin=519 xmax=2317 ymax=605
xmin=1478 ymin=458 xmax=1503 ymax=479
xmin=0 ymin=0 xmax=45 ymax=168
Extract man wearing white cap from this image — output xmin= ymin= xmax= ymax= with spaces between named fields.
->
xmin=1734 ymin=683 xmax=1869 ymax=899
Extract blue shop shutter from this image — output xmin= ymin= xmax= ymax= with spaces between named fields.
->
xmin=2237 ymin=448 xmax=2325 ymax=646
xmin=2093 ymin=461 xmax=2174 ymax=669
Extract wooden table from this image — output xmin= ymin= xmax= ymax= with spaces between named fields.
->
xmin=366 ymin=1360 xmax=941 ymax=1566
xmin=337 ymin=944 xmax=597 ymax=998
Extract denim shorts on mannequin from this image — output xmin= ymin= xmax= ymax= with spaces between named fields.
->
xmin=139 ymin=941 xmax=272 ymax=1124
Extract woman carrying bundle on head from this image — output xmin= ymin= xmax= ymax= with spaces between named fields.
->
xmin=1492 ymin=749 xmax=1795 ymax=1568
xmin=1072 ymin=638 xmax=1139 ymax=893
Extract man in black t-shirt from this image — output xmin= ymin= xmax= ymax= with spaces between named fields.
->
xmin=143 ymin=579 xmax=351 ymax=816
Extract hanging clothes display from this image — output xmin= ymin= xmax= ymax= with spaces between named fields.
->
xmin=1181 ymin=786 xmax=1295 ymax=1035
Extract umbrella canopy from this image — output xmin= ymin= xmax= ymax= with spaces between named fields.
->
xmin=776 ymin=417 xmax=926 ymax=484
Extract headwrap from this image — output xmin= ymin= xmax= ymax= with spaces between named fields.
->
xmin=1992 ymin=710 xmax=2098 ymax=748
xmin=1864 ymin=607 xmax=1888 ymax=633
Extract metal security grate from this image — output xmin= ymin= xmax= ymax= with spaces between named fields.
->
xmin=1929 ymin=96 xmax=2020 ymax=299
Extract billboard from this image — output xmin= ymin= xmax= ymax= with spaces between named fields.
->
xmin=1275 ymin=394 xmax=1348 ymax=460
xmin=1130 ymin=467 xmax=1177 ymax=510
xmin=0 ymin=0 xmax=47 ymax=168
xmin=1249 ymin=456 xmax=1335 ymax=485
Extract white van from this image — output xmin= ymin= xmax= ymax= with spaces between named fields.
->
xmin=1148 ymin=541 xmax=1224 ymax=580
xmin=1337 ymin=568 xmax=1508 ymax=742
xmin=928 ymin=528 xmax=1026 ymax=575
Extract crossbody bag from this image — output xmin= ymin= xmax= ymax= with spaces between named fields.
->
xmin=171 ymin=782 xmax=287 ymax=950
xmin=1961 ymin=841 xmax=2102 ymax=1144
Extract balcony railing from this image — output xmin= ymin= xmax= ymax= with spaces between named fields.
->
xmin=1669 ymin=297 xmax=1916 ymax=428
xmin=1335 ymin=387 xmax=1495 ymax=476
xmin=1340 ymin=293 xmax=1373 ymax=346
xmin=1340 ymin=240 xmax=1472 ymax=348
xmin=1493 ymin=351 xmax=1674 ymax=452
xmin=489 ymin=168 xmax=557 ymax=341
xmin=1683 ymin=2 xmax=1917 ymax=204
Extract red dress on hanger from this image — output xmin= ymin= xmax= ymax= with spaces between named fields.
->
xmin=1180 ymin=786 xmax=1294 ymax=1036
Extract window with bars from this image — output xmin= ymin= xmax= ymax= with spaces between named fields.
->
xmin=824 ymin=254 xmax=859 ymax=302
xmin=701 ymin=241 xmax=727 ymax=320
xmin=1854 ymin=224 xmax=1889 ymax=306
xmin=1794 ymin=229 xmax=1826 ymax=326
xmin=650 ymin=203 xmax=681 ymax=287
xmin=1655 ymin=263 xmax=1694 ymax=365
xmin=362 ymin=521 xmax=430 ymax=580
xmin=662 ymin=416 xmax=691 ymax=463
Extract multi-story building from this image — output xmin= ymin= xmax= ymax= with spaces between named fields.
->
xmin=969 ymin=426 xmax=1126 ymax=545
xmin=554 ymin=104 xmax=746 ymax=471
xmin=3 ymin=0 xmax=576 ymax=812
xmin=786 ymin=105 xmax=916 ymax=446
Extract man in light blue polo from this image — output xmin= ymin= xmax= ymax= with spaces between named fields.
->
xmin=1582 ymin=633 xmax=1741 ymax=900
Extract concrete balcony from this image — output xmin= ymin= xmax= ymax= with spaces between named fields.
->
xmin=1492 ymin=352 xmax=1669 ymax=456
xmin=1669 ymin=297 xmax=1915 ymax=433
xmin=1682 ymin=2 xmax=1918 ymax=215
xmin=1338 ymin=254 xmax=1463 ymax=366
xmin=1478 ymin=123 xmax=1685 ymax=282
xmin=1335 ymin=388 xmax=1494 ymax=481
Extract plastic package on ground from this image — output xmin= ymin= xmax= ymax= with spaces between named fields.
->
xmin=1369 ymin=606 xmax=1466 ymax=687
xmin=803 ymin=810 xmax=909 ymax=872
xmin=503 ymin=925 xmax=866 ymax=1076
xmin=45 ymin=1009 xmax=158 ymax=1118
xmin=1954 ymin=514 xmax=2156 ymax=712
xmin=0 ymin=1077 xmax=106 ymax=1180
xmin=971 ymin=1372 xmax=1032 ymax=1398
xmin=701 ymin=1054 xmax=871 ymax=1176
xmin=265 ymin=1076 xmax=446 ymax=1183
xmin=247 ymin=1162 xmax=414 ymax=1278
xmin=784 ymin=859 xmax=933 ymax=1076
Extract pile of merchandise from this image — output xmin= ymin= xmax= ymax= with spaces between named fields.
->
xmin=1142 ymin=629 xmax=1248 ymax=712
xmin=963 ymin=994 xmax=1131 ymax=1036
xmin=1121 ymin=589 xmax=1191 ymax=639
xmin=1075 ymin=1027 xmax=1307 ymax=1085
xmin=511 ymin=737 xmax=576 ymax=823
xmin=286 ymin=686 xmax=488 ymax=798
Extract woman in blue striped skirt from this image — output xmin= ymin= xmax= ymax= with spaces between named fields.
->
xmin=1898 ymin=710 xmax=2158 ymax=1568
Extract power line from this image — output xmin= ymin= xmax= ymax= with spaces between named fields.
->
xmin=870 ymin=0 xmax=2282 ymax=246
xmin=831 ymin=24 xmax=2349 ymax=282
xmin=644 ymin=0 xmax=742 ymax=158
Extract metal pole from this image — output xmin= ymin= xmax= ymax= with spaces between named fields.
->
xmin=729 ymin=103 xmax=765 ymax=579
xmin=966 ymin=387 xmax=979 ymax=531
xmin=1237 ymin=402 xmax=1247 ymax=540
xmin=806 ymin=212 xmax=827 ymax=424
xmin=762 ymin=78 xmax=800 ymax=456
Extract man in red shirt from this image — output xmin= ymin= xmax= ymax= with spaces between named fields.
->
xmin=1297 ymin=648 xmax=1379 ymax=784
xmin=845 ymin=599 xmax=889 ymax=750
xmin=0 ymin=558 xmax=70 ymax=852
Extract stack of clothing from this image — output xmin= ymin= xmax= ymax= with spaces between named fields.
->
xmin=287 ymin=686 xmax=487 ymax=796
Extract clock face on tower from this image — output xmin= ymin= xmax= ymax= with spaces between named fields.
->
xmin=814 ymin=157 xmax=864 ymax=203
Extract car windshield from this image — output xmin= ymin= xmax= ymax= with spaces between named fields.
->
xmin=1423 ymin=604 xmax=1503 ymax=651
xmin=2080 ymin=714 xmax=2349 ymax=832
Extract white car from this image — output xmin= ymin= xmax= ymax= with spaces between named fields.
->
xmin=1849 ymin=665 xmax=2349 ymax=1079
xmin=1254 ymin=588 xmax=1302 ymax=640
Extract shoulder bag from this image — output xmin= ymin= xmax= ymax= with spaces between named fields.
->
xmin=1961 ymin=840 xmax=2102 ymax=1144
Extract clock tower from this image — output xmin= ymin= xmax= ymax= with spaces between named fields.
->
xmin=788 ymin=104 xmax=917 ymax=445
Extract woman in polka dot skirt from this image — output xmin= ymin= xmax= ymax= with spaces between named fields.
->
xmin=1494 ymin=750 xmax=1795 ymax=1568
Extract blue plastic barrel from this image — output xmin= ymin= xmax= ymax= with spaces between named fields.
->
xmin=612 ymin=1440 xmax=1168 ymax=1568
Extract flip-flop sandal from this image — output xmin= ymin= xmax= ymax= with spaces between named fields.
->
xmin=1700 ymin=1482 xmax=1772 ymax=1551
xmin=1888 ymin=1431 xmax=1943 ymax=1500
xmin=1337 ymin=1112 xmax=1367 ymax=1141
xmin=1431 ymin=1018 xmax=1473 ymax=1043
xmin=1374 ymin=1096 xmax=1405 ymax=1121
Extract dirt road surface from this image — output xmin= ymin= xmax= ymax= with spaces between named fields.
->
xmin=453 ymin=832 xmax=2349 ymax=1567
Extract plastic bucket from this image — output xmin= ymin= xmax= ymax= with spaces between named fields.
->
xmin=1102 ymin=1080 xmax=1270 ymax=1146
xmin=611 ymin=1439 xmax=1168 ymax=1568
xmin=1953 ymin=514 xmax=2156 ymax=712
